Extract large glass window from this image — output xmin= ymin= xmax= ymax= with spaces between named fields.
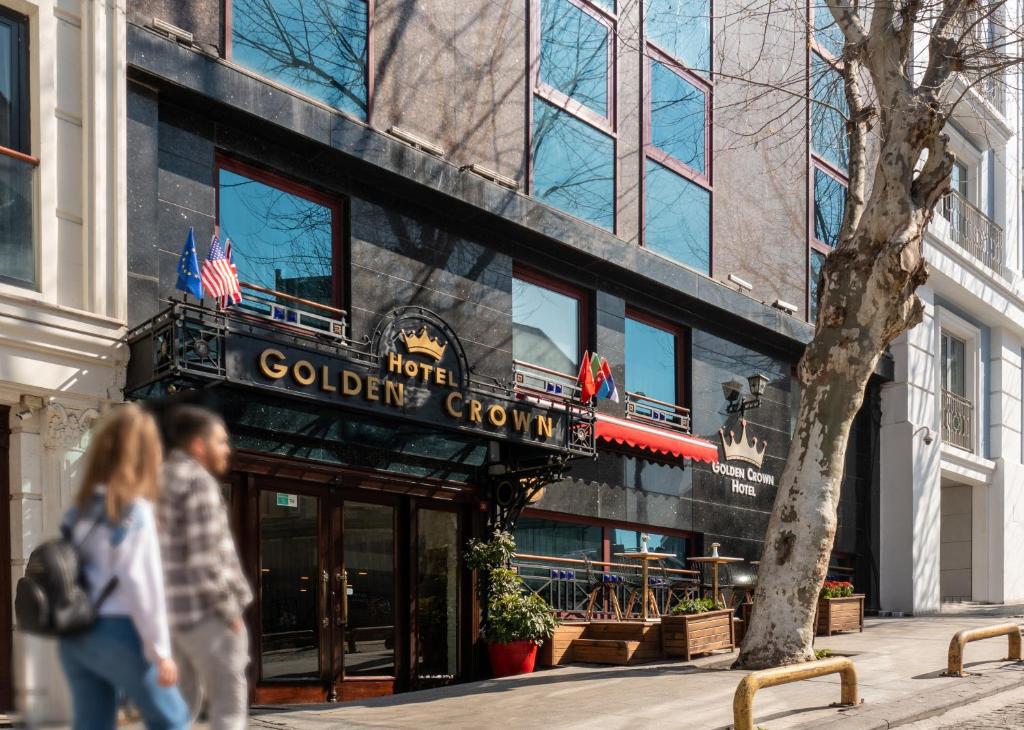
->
xmin=813 ymin=167 xmax=846 ymax=249
xmin=812 ymin=1 xmax=844 ymax=57
xmin=532 ymin=98 xmax=615 ymax=230
xmin=650 ymin=61 xmax=706 ymax=173
xmin=625 ymin=315 xmax=678 ymax=404
xmin=809 ymin=248 xmax=826 ymax=323
xmin=644 ymin=158 xmax=711 ymax=273
xmin=230 ymin=0 xmax=369 ymax=119
xmin=539 ymin=0 xmax=610 ymax=117
xmin=0 ymin=8 xmax=33 ymax=289
xmin=811 ymin=54 xmax=849 ymax=171
xmin=645 ymin=0 xmax=711 ymax=75
xmin=217 ymin=161 xmax=339 ymax=306
xmin=611 ymin=528 xmax=690 ymax=568
xmin=941 ymin=331 xmax=967 ymax=397
xmin=512 ymin=274 xmax=582 ymax=374
xmin=514 ymin=516 xmax=603 ymax=559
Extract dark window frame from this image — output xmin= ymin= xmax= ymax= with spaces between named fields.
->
xmin=511 ymin=265 xmax=591 ymax=374
xmin=639 ymin=1 xmax=715 ymax=275
xmin=222 ymin=0 xmax=375 ymax=123
xmin=527 ymin=0 xmax=619 ymax=232
xmin=624 ymin=306 xmax=687 ymax=408
xmin=215 ymin=153 xmax=346 ymax=310
xmin=806 ymin=6 xmax=849 ymax=321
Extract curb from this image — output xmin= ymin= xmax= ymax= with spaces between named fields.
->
xmin=791 ymin=668 xmax=1024 ymax=729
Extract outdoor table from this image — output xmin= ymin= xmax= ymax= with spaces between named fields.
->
xmin=613 ymin=551 xmax=676 ymax=620
xmin=689 ymin=545 xmax=744 ymax=608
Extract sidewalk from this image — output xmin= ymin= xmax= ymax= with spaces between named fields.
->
xmin=250 ymin=609 xmax=1024 ymax=730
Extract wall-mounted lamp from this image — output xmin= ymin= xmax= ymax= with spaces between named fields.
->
xmin=15 ymin=394 xmax=44 ymax=421
xmin=722 ymin=374 xmax=770 ymax=414
xmin=913 ymin=425 xmax=934 ymax=445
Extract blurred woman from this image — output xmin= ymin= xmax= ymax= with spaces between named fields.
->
xmin=58 ymin=403 xmax=189 ymax=729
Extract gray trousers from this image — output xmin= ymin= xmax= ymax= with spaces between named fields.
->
xmin=173 ymin=616 xmax=250 ymax=730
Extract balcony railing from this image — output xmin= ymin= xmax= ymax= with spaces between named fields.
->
xmin=942 ymin=390 xmax=974 ymax=452
xmin=625 ymin=391 xmax=691 ymax=433
xmin=236 ymin=280 xmax=347 ymax=340
xmin=966 ymin=71 xmax=1006 ymax=113
xmin=940 ymin=190 xmax=1006 ymax=277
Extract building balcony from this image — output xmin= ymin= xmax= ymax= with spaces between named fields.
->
xmin=625 ymin=391 xmax=692 ymax=434
xmin=939 ymin=190 xmax=1007 ymax=278
xmin=941 ymin=389 xmax=974 ymax=453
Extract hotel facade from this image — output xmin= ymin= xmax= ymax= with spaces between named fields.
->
xmin=0 ymin=0 xmax=1020 ymax=718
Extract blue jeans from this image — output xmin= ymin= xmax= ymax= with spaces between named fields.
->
xmin=59 ymin=616 xmax=190 ymax=730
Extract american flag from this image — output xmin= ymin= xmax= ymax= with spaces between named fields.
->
xmin=201 ymin=234 xmax=242 ymax=307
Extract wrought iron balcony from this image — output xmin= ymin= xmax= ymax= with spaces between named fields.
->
xmin=625 ymin=391 xmax=692 ymax=434
xmin=942 ymin=390 xmax=973 ymax=453
xmin=940 ymin=190 xmax=1006 ymax=277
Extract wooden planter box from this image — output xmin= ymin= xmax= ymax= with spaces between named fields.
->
xmin=815 ymin=594 xmax=864 ymax=636
xmin=661 ymin=609 xmax=735 ymax=660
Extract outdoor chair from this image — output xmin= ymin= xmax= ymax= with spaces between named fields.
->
xmin=660 ymin=563 xmax=701 ymax=613
xmin=582 ymin=555 xmax=624 ymax=620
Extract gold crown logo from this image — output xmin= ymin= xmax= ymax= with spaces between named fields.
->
xmin=719 ymin=420 xmax=767 ymax=468
xmin=399 ymin=326 xmax=447 ymax=361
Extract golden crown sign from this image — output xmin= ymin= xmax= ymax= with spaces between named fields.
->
xmin=719 ymin=420 xmax=767 ymax=468
xmin=399 ymin=326 xmax=447 ymax=361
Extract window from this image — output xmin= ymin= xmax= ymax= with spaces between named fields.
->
xmin=642 ymin=8 xmax=713 ymax=275
xmin=0 ymin=8 xmax=33 ymax=289
xmin=532 ymin=98 xmax=615 ymax=230
xmin=941 ymin=331 xmax=967 ymax=397
xmin=511 ymin=272 xmax=584 ymax=374
xmin=216 ymin=158 xmax=341 ymax=306
xmin=808 ymin=18 xmax=848 ymax=321
xmin=531 ymin=0 xmax=615 ymax=230
xmin=514 ymin=516 xmax=603 ymax=559
xmin=625 ymin=313 xmax=679 ymax=404
xmin=228 ymin=0 xmax=369 ymax=120
xmin=610 ymin=528 xmax=691 ymax=567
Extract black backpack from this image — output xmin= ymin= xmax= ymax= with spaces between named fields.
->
xmin=14 ymin=513 xmax=118 ymax=637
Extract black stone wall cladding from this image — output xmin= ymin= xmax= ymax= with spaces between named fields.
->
xmin=125 ymin=27 xmax=882 ymax=602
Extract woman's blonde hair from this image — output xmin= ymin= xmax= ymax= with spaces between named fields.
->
xmin=76 ymin=403 xmax=163 ymax=521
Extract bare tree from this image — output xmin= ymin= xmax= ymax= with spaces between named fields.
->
xmin=736 ymin=0 xmax=1023 ymax=667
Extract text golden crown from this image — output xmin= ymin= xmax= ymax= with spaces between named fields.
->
xmin=400 ymin=326 xmax=447 ymax=361
xmin=719 ymin=420 xmax=767 ymax=468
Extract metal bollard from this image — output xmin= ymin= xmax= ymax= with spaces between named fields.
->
xmin=945 ymin=623 xmax=1022 ymax=677
xmin=733 ymin=656 xmax=859 ymax=730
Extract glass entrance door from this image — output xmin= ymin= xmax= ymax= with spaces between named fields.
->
xmin=414 ymin=507 xmax=460 ymax=687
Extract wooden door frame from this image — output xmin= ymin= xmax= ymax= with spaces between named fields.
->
xmin=0 ymin=406 xmax=11 ymax=711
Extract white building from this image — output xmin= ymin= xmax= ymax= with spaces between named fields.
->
xmin=881 ymin=55 xmax=1024 ymax=612
xmin=0 ymin=0 xmax=127 ymax=721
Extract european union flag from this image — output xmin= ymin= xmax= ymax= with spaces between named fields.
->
xmin=175 ymin=227 xmax=204 ymax=299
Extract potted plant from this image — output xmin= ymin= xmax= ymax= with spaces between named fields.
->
xmin=661 ymin=597 xmax=735 ymax=660
xmin=466 ymin=530 xmax=558 ymax=677
xmin=815 ymin=580 xmax=864 ymax=636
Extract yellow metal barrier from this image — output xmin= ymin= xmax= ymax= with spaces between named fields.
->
xmin=945 ymin=623 xmax=1022 ymax=677
xmin=733 ymin=656 xmax=859 ymax=730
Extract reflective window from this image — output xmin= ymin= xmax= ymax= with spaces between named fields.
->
xmin=941 ymin=331 xmax=967 ymax=397
xmin=809 ymin=249 xmax=826 ymax=323
xmin=625 ymin=316 xmax=677 ymax=404
xmin=416 ymin=510 xmax=459 ymax=682
xmin=0 ymin=8 xmax=33 ymax=289
xmin=811 ymin=54 xmax=849 ymax=171
xmin=611 ymin=528 xmax=690 ymax=567
xmin=812 ymin=2 xmax=845 ymax=58
xmin=539 ymin=0 xmax=610 ymax=117
xmin=217 ymin=165 xmax=336 ymax=305
xmin=512 ymin=275 xmax=581 ymax=374
xmin=514 ymin=516 xmax=603 ymax=559
xmin=344 ymin=502 xmax=396 ymax=677
xmin=532 ymin=97 xmax=614 ymax=230
xmin=645 ymin=0 xmax=711 ymax=74
xmin=231 ymin=0 xmax=369 ymax=119
xmin=813 ymin=167 xmax=846 ymax=249
xmin=259 ymin=491 xmax=319 ymax=681
xmin=644 ymin=158 xmax=710 ymax=273
xmin=650 ymin=61 xmax=706 ymax=173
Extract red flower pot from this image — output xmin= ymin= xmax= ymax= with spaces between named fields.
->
xmin=487 ymin=640 xmax=538 ymax=677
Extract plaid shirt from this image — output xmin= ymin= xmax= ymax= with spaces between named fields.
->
xmin=158 ymin=450 xmax=252 ymax=629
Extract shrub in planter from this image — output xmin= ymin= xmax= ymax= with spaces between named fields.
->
xmin=816 ymin=580 xmax=863 ymax=636
xmin=663 ymin=597 xmax=734 ymax=660
xmin=466 ymin=531 xmax=558 ymax=677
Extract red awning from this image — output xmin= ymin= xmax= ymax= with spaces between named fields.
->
xmin=594 ymin=414 xmax=720 ymax=463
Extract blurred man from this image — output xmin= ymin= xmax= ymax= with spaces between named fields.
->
xmin=158 ymin=406 xmax=253 ymax=730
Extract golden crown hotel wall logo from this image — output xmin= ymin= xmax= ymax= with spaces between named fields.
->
xmin=711 ymin=420 xmax=775 ymax=497
xmin=242 ymin=307 xmax=567 ymax=448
